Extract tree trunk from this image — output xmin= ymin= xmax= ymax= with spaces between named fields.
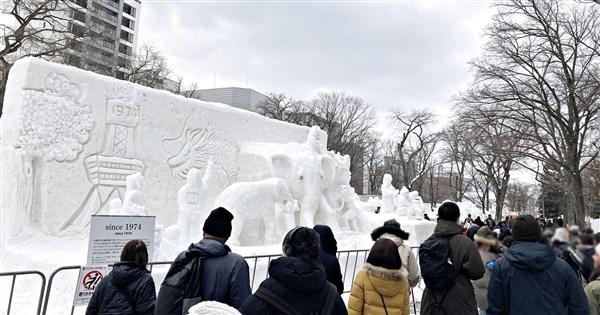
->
xmin=570 ymin=171 xmax=587 ymax=227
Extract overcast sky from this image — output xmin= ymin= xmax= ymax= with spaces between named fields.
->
xmin=137 ymin=0 xmax=493 ymax=122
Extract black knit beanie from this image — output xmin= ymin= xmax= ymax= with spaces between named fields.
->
xmin=512 ymin=214 xmax=541 ymax=242
xmin=203 ymin=207 xmax=234 ymax=238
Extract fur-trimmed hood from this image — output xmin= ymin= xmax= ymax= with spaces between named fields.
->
xmin=363 ymin=263 xmax=408 ymax=296
xmin=371 ymin=226 xmax=410 ymax=243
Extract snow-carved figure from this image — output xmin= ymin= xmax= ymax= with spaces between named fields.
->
xmin=396 ymin=186 xmax=411 ymax=216
xmin=409 ymin=191 xmax=424 ymax=220
xmin=214 ymin=178 xmax=298 ymax=245
xmin=381 ymin=174 xmax=399 ymax=213
xmin=108 ymin=172 xmax=146 ymax=216
xmin=121 ymin=172 xmax=146 ymax=215
xmin=175 ymin=168 xmax=205 ymax=244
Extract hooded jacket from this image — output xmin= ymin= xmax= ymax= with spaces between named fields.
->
xmin=371 ymin=226 xmax=420 ymax=287
xmin=420 ymin=220 xmax=485 ymax=315
xmin=487 ymin=242 xmax=589 ymax=315
xmin=162 ymin=238 xmax=251 ymax=310
xmin=348 ymin=263 xmax=410 ymax=315
xmin=86 ymin=262 xmax=156 ymax=315
xmin=240 ymin=256 xmax=347 ymax=315
xmin=314 ymin=225 xmax=345 ymax=294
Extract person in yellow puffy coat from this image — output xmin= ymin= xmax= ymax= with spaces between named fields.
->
xmin=348 ymin=238 xmax=410 ymax=315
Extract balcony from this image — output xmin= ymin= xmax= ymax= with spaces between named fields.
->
xmin=96 ymin=0 xmax=119 ymax=10
xmin=70 ymin=0 xmax=88 ymax=9
xmin=92 ymin=6 xmax=118 ymax=23
xmin=90 ymin=23 xmax=116 ymax=36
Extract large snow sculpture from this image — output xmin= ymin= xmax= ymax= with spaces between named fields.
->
xmin=1 ymin=58 xmax=312 ymax=235
xmin=213 ymin=178 xmax=298 ymax=245
xmin=381 ymin=174 xmax=399 ymax=213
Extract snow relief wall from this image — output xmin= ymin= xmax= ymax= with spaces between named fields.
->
xmin=1 ymin=58 xmax=369 ymax=246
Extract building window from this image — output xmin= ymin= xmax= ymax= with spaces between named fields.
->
xmin=121 ymin=17 xmax=135 ymax=30
xmin=120 ymin=30 xmax=134 ymax=43
xmin=102 ymin=38 xmax=116 ymax=50
xmin=70 ymin=9 xmax=86 ymax=23
xmin=118 ymin=43 xmax=132 ymax=56
xmin=68 ymin=22 xmax=85 ymax=37
xmin=123 ymin=3 xmax=136 ymax=17
xmin=116 ymin=70 xmax=126 ymax=79
xmin=70 ymin=0 xmax=88 ymax=8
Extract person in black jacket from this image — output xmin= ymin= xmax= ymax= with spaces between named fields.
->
xmin=240 ymin=227 xmax=348 ymax=315
xmin=487 ymin=215 xmax=588 ymax=315
xmin=86 ymin=239 xmax=156 ymax=315
xmin=313 ymin=224 xmax=344 ymax=294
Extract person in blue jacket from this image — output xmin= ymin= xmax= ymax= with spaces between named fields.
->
xmin=487 ymin=215 xmax=588 ymax=315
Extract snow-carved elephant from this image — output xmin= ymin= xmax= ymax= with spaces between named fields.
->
xmin=213 ymin=178 xmax=298 ymax=245
xmin=236 ymin=129 xmax=337 ymax=229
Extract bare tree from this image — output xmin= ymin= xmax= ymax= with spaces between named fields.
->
xmin=389 ymin=109 xmax=439 ymax=192
xmin=458 ymin=0 xmax=600 ymax=226
xmin=305 ymin=91 xmax=378 ymax=175
xmin=439 ymin=123 xmax=474 ymax=202
xmin=121 ymin=43 xmax=172 ymax=89
xmin=363 ymin=134 xmax=385 ymax=195
xmin=256 ymin=92 xmax=306 ymax=124
xmin=0 ymin=0 xmax=90 ymax=115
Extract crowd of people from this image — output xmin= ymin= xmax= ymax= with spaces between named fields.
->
xmin=84 ymin=204 xmax=600 ymax=315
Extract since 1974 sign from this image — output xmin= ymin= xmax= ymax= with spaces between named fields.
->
xmin=87 ymin=215 xmax=156 ymax=264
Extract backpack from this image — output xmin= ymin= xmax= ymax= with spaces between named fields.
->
xmin=253 ymin=283 xmax=338 ymax=315
xmin=155 ymin=250 xmax=205 ymax=315
xmin=419 ymin=233 xmax=460 ymax=290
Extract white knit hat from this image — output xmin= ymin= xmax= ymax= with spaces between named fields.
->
xmin=188 ymin=301 xmax=241 ymax=315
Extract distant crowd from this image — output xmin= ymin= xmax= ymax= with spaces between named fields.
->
xmin=84 ymin=204 xmax=600 ymax=315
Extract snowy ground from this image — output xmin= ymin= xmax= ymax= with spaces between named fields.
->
xmin=1 ymin=211 xmax=435 ymax=314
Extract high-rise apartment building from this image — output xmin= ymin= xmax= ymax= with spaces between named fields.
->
xmin=64 ymin=0 xmax=141 ymax=79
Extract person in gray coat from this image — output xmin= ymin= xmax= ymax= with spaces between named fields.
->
xmin=155 ymin=207 xmax=251 ymax=314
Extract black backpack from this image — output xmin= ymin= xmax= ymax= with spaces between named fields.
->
xmin=253 ymin=282 xmax=339 ymax=315
xmin=419 ymin=233 xmax=460 ymax=290
xmin=155 ymin=251 xmax=205 ymax=315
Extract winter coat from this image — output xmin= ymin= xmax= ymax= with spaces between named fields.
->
xmin=552 ymin=240 xmax=580 ymax=275
xmin=239 ymin=256 xmax=347 ymax=315
xmin=420 ymin=220 xmax=485 ymax=315
xmin=167 ymin=239 xmax=251 ymax=310
xmin=585 ymin=275 xmax=600 ymax=315
xmin=318 ymin=252 xmax=345 ymax=294
xmin=474 ymin=219 xmax=485 ymax=227
xmin=314 ymin=224 xmax=344 ymax=294
xmin=472 ymin=249 xmax=499 ymax=312
xmin=371 ymin=226 xmax=421 ymax=288
xmin=347 ymin=263 xmax=410 ymax=315
xmin=86 ymin=262 xmax=156 ymax=315
xmin=581 ymin=247 xmax=596 ymax=282
xmin=487 ymin=242 xmax=589 ymax=315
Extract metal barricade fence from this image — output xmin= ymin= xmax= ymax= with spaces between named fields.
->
xmin=37 ymin=249 xmax=376 ymax=315
xmin=0 ymin=270 xmax=46 ymax=315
